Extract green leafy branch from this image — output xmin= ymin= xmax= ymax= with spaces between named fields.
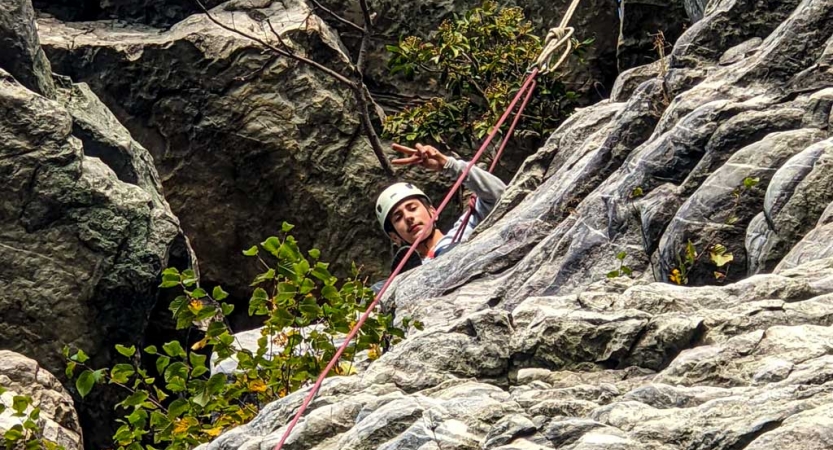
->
xmin=382 ymin=0 xmax=592 ymax=154
xmin=64 ymin=223 xmax=418 ymax=450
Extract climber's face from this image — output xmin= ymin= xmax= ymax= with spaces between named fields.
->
xmin=387 ymin=198 xmax=436 ymax=245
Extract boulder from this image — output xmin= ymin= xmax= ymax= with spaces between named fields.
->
xmin=0 ymin=350 xmax=82 ymax=450
xmin=0 ymin=0 xmax=55 ymax=97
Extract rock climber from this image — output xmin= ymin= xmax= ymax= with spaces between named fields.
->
xmin=375 ymin=143 xmax=507 ymax=268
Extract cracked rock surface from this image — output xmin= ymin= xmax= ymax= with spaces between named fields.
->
xmin=201 ymin=0 xmax=833 ymax=448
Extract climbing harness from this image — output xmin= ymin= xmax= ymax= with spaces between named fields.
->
xmin=272 ymin=1 xmax=583 ymax=446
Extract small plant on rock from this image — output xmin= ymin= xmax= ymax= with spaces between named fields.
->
xmin=607 ymin=250 xmax=634 ymax=279
xmin=64 ymin=223 xmax=414 ymax=450
xmin=0 ymin=387 xmax=65 ymax=450
xmin=669 ymin=176 xmax=760 ymax=285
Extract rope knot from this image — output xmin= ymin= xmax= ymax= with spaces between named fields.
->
xmin=532 ymin=0 xmax=582 ymax=74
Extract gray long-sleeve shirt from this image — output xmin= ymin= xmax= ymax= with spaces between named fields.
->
xmin=425 ymin=157 xmax=506 ymax=261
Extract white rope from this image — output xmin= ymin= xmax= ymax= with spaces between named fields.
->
xmin=534 ymin=0 xmax=582 ymax=74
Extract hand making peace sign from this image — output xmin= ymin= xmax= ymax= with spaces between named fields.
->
xmin=391 ymin=143 xmax=449 ymax=172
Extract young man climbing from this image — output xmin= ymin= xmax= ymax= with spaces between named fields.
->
xmin=375 ymin=143 xmax=507 ymax=264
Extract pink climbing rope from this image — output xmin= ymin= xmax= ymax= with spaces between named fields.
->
xmin=271 ymin=68 xmax=540 ymax=450
xmin=451 ymin=79 xmax=538 ymax=245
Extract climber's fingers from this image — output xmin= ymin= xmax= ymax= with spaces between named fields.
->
xmin=391 ymin=143 xmax=418 ymax=155
xmin=391 ymin=155 xmax=422 ymax=165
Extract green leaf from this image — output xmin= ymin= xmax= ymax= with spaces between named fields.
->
xmin=76 ymin=370 xmax=96 ymax=398
xmin=299 ymin=278 xmax=316 ymax=295
xmin=166 ymin=378 xmax=187 ymax=393
xmin=684 ymin=240 xmax=697 ymax=265
xmin=242 ymin=245 xmax=259 ymax=256
xmin=311 ymin=263 xmax=332 ymax=282
xmin=72 ymin=349 xmax=89 ymax=363
xmin=299 ymin=296 xmax=322 ymax=318
xmin=127 ymin=408 xmax=148 ymax=426
xmin=743 ymin=176 xmax=760 ymax=189
xmin=163 ymin=362 xmax=189 ymax=384
xmin=322 ymin=285 xmax=341 ymax=302
xmin=282 ymin=222 xmax=295 ymax=232
xmin=189 ymin=352 xmax=207 ymax=370
xmin=205 ymin=374 xmax=227 ymax=395
xmin=150 ymin=410 xmax=170 ymax=429
xmin=261 ymin=236 xmax=281 ymax=255
xmin=167 ymin=398 xmax=190 ymax=418
xmin=110 ymin=364 xmax=135 ymax=384
xmin=162 ymin=267 xmax=180 ymax=276
xmin=181 ymin=269 xmax=198 ymax=287
xmin=92 ymin=368 xmax=106 ymax=382
xmin=621 ymin=266 xmax=633 ymax=276
xmin=212 ymin=286 xmax=229 ymax=301
xmin=115 ymin=344 xmax=136 ymax=358
xmin=308 ymin=248 xmax=321 ymax=259
xmin=155 ymin=355 xmax=171 ymax=375
xmin=709 ymin=244 xmax=734 ymax=267
xmin=191 ymin=365 xmax=208 ymax=378
xmin=65 ymin=361 xmax=76 ymax=378
xmin=616 ymin=251 xmax=627 ymax=261
xmin=251 ymin=268 xmax=276 ymax=285
xmin=119 ymin=391 xmax=149 ymax=409
xmin=4 ymin=428 xmax=24 ymax=442
xmin=221 ymin=303 xmax=235 ymax=316
xmin=144 ymin=345 xmax=158 ymax=355
xmin=191 ymin=287 xmax=207 ymax=299
xmin=159 ymin=280 xmax=180 ymax=288
xmin=162 ymin=341 xmax=186 ymax=358
xmin=192 ymin=388 xmax=211 ymax=407
xmin=12 ymin=396 xmax=29 ymax=415
xmin=606 ymin=270 xmax=620 ymax=278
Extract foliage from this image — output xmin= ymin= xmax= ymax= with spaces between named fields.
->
xmin=382 ymin=1 xmax=592 ymax=155
xmin=0 ymin=386 xmax=64 ymax=450
xmin=64 ymin=223 xmax=417 ymax=450
xmin=607 ymin=250 xmax=634 ymax=279
xmin=669 ymin=176 xmax=760 ymax=285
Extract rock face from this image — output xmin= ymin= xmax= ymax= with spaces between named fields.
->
xmin=0 ymin=66 xmax=190 ymax=377
xmin=617 ymin=0 xmax=691 ymax=71
xmin=0 ymin=0 xmax=55 ymax=97
xmin=200 ymin=0 xmax=833 ymax=448
xmin=38 ymin=0 xmax=460 ymax=307
xmin=32 ymin=0 xmax=224 ymax=28
xmin=34 ymin=0 xmax=695 ymax=302
xmin=0 ymin=351 xmax=82 ymax=450
xmin=201 ymin=257 xmax=833 ymax=450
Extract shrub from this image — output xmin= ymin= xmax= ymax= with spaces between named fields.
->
xmin=65 ymin=223 xmax=414 ymax=450
xmin=382 ymin=0 xmax=592 ymax=154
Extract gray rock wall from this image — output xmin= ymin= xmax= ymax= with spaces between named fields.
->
xmin=37 ymin=1 xmax=455 ymax=306
xmin=199 ymin=0 xmax=833 ymax=448
xmin=0 ymin=0 xmax=55 ymax=97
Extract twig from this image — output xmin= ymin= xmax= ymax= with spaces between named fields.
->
xmin=307 ymin=0 xmax=364 ymax=33
xmin=355 ymin=0 xmax=374 ymax=75
xmin=195 ymin=0 xmax=355 ymax=87
xmin=194 ymin=0 xmax=394 ymax=176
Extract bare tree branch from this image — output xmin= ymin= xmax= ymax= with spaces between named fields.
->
xmin=355 ymin=0 xmax=373 ymax=75
xmin=195 ymin=0 xmax=355 ymax=87
xmin=265 ymin=18 xmax=291 ymax=50
xmin=194 ymin=0 xmax=394 ymax=176
xmin=307 ymin=0 xmax=364 ymax=34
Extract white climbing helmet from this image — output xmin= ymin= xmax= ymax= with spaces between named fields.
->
xmin=375 ymin=182 xmax=431 ymax=233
